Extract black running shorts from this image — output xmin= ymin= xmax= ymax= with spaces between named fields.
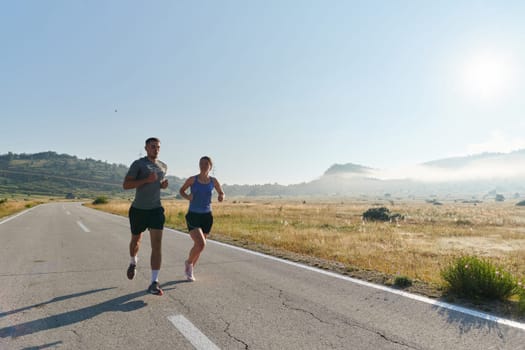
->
xmin=128 ymin=206 xmax=165 ymax=235
xmin=185 ymin=211 xmax=213 ymax=234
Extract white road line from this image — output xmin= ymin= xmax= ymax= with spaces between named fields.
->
xmin=76 ymin=221 xmax=90 ymax=232
xmin=66 ymin=211 xmax=71 ymax=215
xmin=0 ymin=208 xmax=32 ymax=225
xmin=164 ymin=227 xmax=525 ymax=331
xmin=168 ymin=315 xmax=220 ymax=350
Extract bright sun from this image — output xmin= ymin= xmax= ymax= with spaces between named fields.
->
xmin=459 ymin=51 xmax=516 ymax=101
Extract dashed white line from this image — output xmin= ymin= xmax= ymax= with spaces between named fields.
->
xmin=168 ymin=315 xmax=220 ymax=350
xmin=76 ymin=221 xmax=90 ymax=232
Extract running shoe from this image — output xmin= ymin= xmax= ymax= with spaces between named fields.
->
xmin=147 ymin=281 xmax=164 ymax=296
xmin=127 ymin=264 xmax=136 ymax=280
xmin=185 ymin=260 xmax=195 ymax=281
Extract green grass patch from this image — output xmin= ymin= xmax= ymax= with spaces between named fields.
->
xmin=441 ymin=255 xmax=517 ymax=300
xmin=394 ymin=275 xmax=413 ymax=288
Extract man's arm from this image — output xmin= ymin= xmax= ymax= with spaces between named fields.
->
xmin=123 ymin=173 xmax=157 ymax=190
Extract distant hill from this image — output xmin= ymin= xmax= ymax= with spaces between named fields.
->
xmin=224 ymin=150 xmax=525 ymax=199
xmin=310 ymin=150 xmax=525 ymax=199
xmin=423 ymin=149 xmax=525 ymax=169
xmin=323 ymin=163 xmax=374 ymax=176
xmin=0 ymin=152 xmax=184 ymax=198
xmin=2 ymin=150 xmax=525 ymax=200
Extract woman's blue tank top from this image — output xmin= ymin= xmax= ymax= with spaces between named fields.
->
xmin=189 ymin=176 xmax=214 ymax=213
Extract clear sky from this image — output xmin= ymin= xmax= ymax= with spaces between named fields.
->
xmin=1 ymin=1 xmax=524 ymax=185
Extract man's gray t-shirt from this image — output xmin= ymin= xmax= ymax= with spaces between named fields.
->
xmin=126 ymin=157 xmax=167 ymax=209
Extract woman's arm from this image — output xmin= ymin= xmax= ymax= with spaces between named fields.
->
xmin=179 ymin=177 xmax=195 ymax=201
xmin=213 ymin=178 xmax=225 ymax=202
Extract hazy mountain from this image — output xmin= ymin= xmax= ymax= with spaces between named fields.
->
xmin=423 ymin=149 xmax=525 ymax=169
xmin=301 ymin=149 xmax=525 ymax=199
xmin=323 ymin=163 xmax=374 ymax=176
xmin=224 ymin=150 xmax=525 ymax=199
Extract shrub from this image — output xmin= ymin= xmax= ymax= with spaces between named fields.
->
xmin=394 ymin=275 xmax=412 ymax=288
xmin=362 ymin=207 xmax=390 ymax=221
xmin=362 ymin=207 xmax=404 ymax=222
xmin=516 ymin=200 xmax=525 ymax=206
xmin=441 ymin=255 xmax=517 ymax=300
xmin=389 ymin=213 xmax=404 ymax=221
xmin=455 ymin=219 xmax=472 ymax=226
xmin=92 ymin=196 xmax=109 ymax=205
xmin=0 ymin=198 xmax=7 ymax=205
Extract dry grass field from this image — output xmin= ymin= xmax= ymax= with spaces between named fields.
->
xmin=87 ymin=197 xmax=525 ymax=287
xmin=0 ymin=198 xmax=45 ymax=218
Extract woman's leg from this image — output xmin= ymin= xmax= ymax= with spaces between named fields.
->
xmin=187 ymin=228 xmax=206 ymax=266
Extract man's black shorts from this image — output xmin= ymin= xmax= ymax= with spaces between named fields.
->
xmin=128 ymin=206 xmax=165 ymax=235
xmin=185 ymin=211 xmax=213 ymax=234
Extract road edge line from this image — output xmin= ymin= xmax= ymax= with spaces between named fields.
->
xmin=164 ymin=227 xmax=525 ymax=331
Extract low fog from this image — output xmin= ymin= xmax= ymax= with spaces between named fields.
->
xmin=373 ymin=158 xmax=525 ymax=183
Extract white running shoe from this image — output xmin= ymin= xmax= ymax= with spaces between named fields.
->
xmin=185 ymin=260 xmax=195 ymax=281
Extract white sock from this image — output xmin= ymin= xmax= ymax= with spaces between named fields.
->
xmin=151 ymin=270 xmax=160 ymax=283
xmin=130 ymin=256 xmax=138 ymax=265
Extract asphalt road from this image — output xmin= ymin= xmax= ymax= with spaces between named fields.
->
xmin=0 ymin=202 xmax=524 ymax=349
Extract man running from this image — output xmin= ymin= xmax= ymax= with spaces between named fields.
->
xmin=123 ymin=137 xmax=168 ymax=295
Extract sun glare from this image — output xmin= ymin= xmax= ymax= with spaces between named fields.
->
xmin=459 ymin=51 xmax=516 ymax=101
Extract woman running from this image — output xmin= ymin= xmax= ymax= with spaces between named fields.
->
xmin=179 ymin=156 xmax=225 ymax=281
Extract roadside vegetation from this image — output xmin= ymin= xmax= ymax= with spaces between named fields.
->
xmin=87 ymin=198 xmax=525 ymax=285
xmin=0 ymin=197 xmax=46 ymax=218
xmin=92 ymin=196 xmax=109 ymax=205
xmin=441 ymin=256 xmax=519 ymax=300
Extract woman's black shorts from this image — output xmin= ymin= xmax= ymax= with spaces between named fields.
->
xmin=185 ymin=211 xmax=213 ymax=234
xmin=128 ymin=206 xmax=165 ymax=235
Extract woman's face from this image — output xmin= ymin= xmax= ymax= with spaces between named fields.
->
xmin=199 ymin=158 xmax=212 ymax=174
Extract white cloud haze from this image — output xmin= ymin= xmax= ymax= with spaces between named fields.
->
xmin=369 ymin=145 xmax=525 ymax=182
xmin=467 ymin=130 xmax=525 ymax=155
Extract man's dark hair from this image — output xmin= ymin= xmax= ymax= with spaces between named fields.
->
xmin=145 ymin=137 xmax=160 ymax=145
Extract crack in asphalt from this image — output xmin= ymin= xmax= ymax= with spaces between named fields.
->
xmin=340 ymin=318 xmax=421 ymax=350
xmin=277 ymin=289 xmax=421 ymax=350
xmin=219 ymin=317 xmax=249 ymax=349
xmin=277 ymin=290 xmax=334 ymax=326
xmin=167 ymin=294 xmax=250 ymax=349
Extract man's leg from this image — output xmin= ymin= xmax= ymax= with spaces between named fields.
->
xmin=127 ymin=233 xmax=142 ymax=280
xmin=149 ymin=229 xmax=163 ymax=276
xmin=130 ymin=233 xmax=143 ymax=258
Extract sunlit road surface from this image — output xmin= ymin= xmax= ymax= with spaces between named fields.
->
xmin=0 ymin=203 xmax=524 ymax=349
